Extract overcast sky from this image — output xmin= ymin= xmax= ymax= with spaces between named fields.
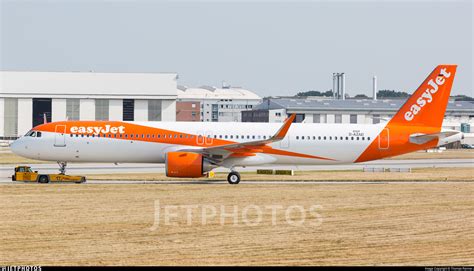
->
xmin=1 ymin=0 xmax=472 ymax=97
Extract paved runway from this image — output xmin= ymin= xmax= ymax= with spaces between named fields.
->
xmin=0 ymin=158 xmax=472 ymax=183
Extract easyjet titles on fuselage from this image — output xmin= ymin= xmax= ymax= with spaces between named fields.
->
xmin=70 ymin=125 xmax=125 ymax=135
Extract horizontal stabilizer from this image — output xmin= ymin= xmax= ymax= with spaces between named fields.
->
xmin=409 ymin=131 xmax=460 ymax=145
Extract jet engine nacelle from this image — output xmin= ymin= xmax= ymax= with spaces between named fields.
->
xmin=165 ymin=152 xmax=216 ymax=178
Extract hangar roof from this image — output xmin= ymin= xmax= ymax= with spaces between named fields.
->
xmin=0 ymin=71 xmax=178 ymax=99
xmin=177 ymin=85 xmax=261 ymax=101
xmin=254 ymin=97 xmax=474 ymax=113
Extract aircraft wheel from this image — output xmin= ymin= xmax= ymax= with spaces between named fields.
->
xmin=227 ymin=171 xmax=241 ymax=185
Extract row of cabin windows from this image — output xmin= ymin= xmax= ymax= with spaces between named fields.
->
xmin=69 ymin=133 xmax=370 ymax=142
xmin=296 ymin=135 xmax=371 ymax=141
xmin=69 ymin=133 xmax=272 ymax=140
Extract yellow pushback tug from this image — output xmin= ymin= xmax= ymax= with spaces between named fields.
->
xmin=12 ymin=166 xmax=86 ymax=183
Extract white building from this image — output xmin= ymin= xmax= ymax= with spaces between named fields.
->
xmin=177 ymin=85 xmax=261 ymax=122
xmin=0 ymin=71 xmax=178 ymax=139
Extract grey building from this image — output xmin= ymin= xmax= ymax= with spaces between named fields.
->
xmin=242 ymin=97 xmax=474 ymax=132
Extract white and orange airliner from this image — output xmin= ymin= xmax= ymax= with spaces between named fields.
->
xmin=10 ymin=65 xmax=463 ymax=184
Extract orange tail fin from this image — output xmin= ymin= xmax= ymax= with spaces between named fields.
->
xmin=389 ymin=64 xmax=457 ymax=128
xmin=356 ymin=65 xmax=457 ymax=162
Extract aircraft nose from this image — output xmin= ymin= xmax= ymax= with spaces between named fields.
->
xmin=10 ymin=138 xmax=23 ymax=156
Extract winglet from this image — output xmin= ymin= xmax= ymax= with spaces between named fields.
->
xmin=272 ymin=114 xmax=296 ymax=140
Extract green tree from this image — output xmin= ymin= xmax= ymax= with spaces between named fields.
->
xmin=296 ymin=90 xmax=333 ymax=97
xmin=377 ymin=90 xmax=410 ymax=98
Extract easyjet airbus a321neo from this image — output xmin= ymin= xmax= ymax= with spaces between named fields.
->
xmin=10 ymin=65 xmax=463 ymax=184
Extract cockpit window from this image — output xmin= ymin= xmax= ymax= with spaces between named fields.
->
xmin=25 ymin=131 xmax=40 ymax=137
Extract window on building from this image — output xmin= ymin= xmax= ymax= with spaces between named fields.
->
xmin=95 ymin=99 xmax=109 ymax=121
xmin=295 ymin=114 xmax=305 ymax=123
xmin=350 ymin=114 xmax=357 ymax=124
xmin=123 ymin=99 xmax=134 ymax=121
xmin=313 ymin=114 xmax=320 ymax=123
xmin=4 ymin=98 xmax=18 ymax=138
xmin=148 ymin=100 xmax=162 ymax=121
xmin=335 ymin=114 xmax=342 ymax=123
xmin=373 ymin=114 xmax=380 ymax=124
xmin=66 ymin=99 xmax=80 ymax=120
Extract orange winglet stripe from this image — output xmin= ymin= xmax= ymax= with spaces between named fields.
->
xmin=274 ymin=114 xmax=296 ymax=139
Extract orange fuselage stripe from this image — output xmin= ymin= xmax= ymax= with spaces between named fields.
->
xmin=33 ymin=121 xmax=335 ymax=161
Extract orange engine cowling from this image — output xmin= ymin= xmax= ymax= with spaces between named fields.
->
xmin=165 ymin=152 xmax=215 ymax=178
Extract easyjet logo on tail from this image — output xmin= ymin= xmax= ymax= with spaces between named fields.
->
xmin=404 ymin=68 xmax=451 ymax=122
xmin=70 ymin=125 xmax=125 ymax=135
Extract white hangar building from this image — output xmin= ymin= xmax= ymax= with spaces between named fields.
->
xmin=0 ymin=71 xmax=178 ymax=139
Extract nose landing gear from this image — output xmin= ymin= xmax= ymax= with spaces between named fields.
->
xmin=57 ymin=161 xmax=67 ymax=175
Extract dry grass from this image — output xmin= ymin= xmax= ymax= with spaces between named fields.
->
xmin=1 ymin=181 xmax=473 ymax=266
xmin=87 ymin=167 xmax=474 ymax=182
xmin=0 ymin=152 xmax=49 ymax=164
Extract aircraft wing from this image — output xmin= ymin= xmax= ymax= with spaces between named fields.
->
xmin=179 ymin=114 xmax=296 ymax=161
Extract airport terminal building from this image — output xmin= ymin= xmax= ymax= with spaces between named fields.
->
xmin=0 ymin=71 xmax=178 ymax=139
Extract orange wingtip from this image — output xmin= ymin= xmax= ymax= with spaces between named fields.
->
xmin=274 ymin=114 xmax=296 ymax=139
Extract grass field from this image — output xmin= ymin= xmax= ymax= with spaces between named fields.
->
xmin=1 ymin=147 xmax=473 ymax=265
xmin=1 ymin=181 xmax=473 ymax=266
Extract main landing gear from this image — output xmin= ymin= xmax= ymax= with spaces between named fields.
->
xmin=57 ymin=161 xmax=67 ymax=175
xmin=227 ymin=171 xmax=241 ymax=185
